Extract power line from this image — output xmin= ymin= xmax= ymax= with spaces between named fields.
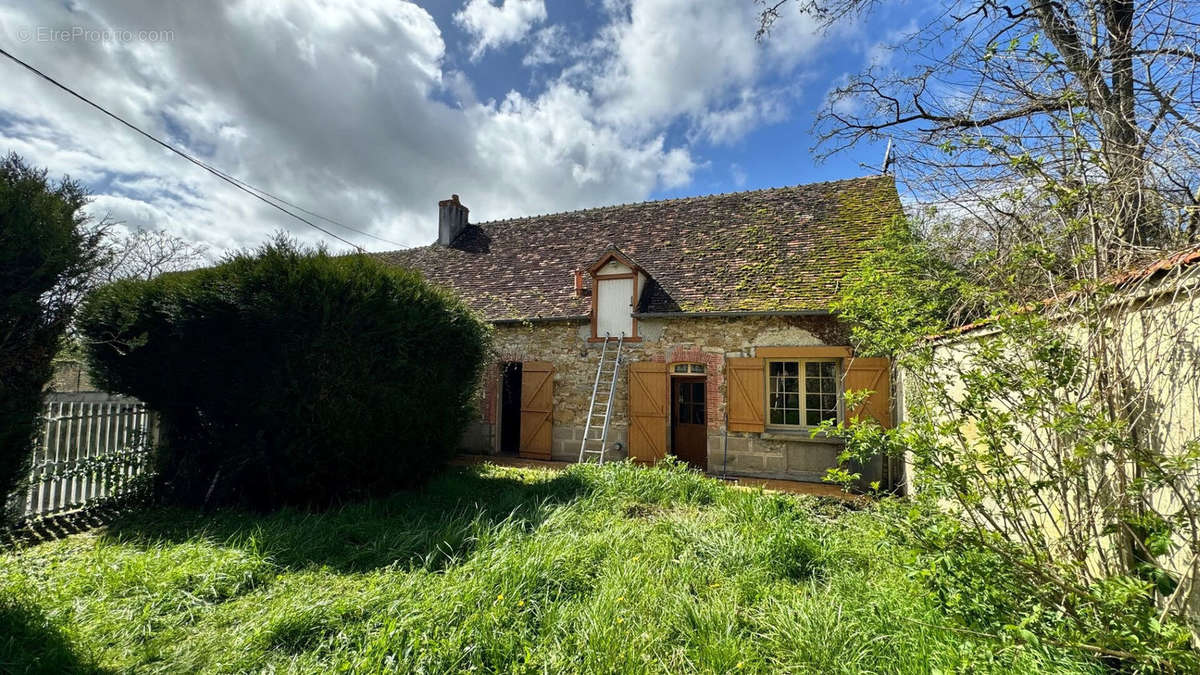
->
xmin=0 ymin=46 xmax=411 ymax=252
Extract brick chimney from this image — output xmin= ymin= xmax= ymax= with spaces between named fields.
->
xmin=438 ymin=194 xmax=469 ymax=246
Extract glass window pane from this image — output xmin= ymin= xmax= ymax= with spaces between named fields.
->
xmin=786 ymin=394 xmax=799 ymax=410
xmin=674 ymin=364 xmax=688 ymax=373
xmin=770 ymin=409 xmax=784 ymax=425
xmin=805 ymin=362 xmax=820 ymax=377
xmin=784 ymin=377 xmax=799 ymax=393
xmin=823 ymin=394 xmax=837 ymax=411
xmin=806 ymin=394 xmax=821 ymax=409
xmin=820 ymin=362 xmax=836 ymax=378
xmin=769 ymin=362 xmax=784 ymax=377
xmin=786 ymin=410 xmax=800 ymax=425
xmin=807 ymin=411 xmax=822 ymax=426
xmin=784 ymin=362 xmax=798 ymax=376
xmin=692 ymin=382 xmax=705 ymax=401
xmin=690 ymin=364 xmax=704 ymax=373
xmin=693 ymin=405 xmax=704 ymax=425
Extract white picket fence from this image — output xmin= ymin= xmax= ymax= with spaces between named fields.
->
xmin=16 ymin=392 xmax=157 ymax=521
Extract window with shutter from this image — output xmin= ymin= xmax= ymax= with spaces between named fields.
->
xmin=766 ymin=359 xmax=840 ymax=429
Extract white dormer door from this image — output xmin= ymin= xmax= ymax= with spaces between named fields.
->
xmin=596 ymin=276 xmax=634 ymax=338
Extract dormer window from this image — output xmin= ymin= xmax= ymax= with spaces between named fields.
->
xmin=587 ymin=248 xmax=646 ymax=342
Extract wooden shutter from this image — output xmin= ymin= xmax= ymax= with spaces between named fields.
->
xmin=727 ymin=358 xmax=764 ymax=432
xmin=628 ymin=361 xmax=667 ymax=464
xmin=519 ymin=362 xmax=554 ymax=459
xmin=843 ymin=357 xmax=892 ymax=428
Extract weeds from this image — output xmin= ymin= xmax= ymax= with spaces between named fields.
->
xmin=1 ymin=461 xmax=1105 ymax=673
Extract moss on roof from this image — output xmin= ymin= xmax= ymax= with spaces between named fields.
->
xmin=380 ymin=175 xmax=903 ymax=321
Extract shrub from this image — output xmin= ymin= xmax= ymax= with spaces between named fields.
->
xmin=0 ymin=153 xmax=105 ymax=525
xmin=78 ymin=238 xmax=490 ymax=510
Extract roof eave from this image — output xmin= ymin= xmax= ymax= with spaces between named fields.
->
xmin=490 ymin=315 xmax=590 ymax=325
xmin=632 ymin=309 xmax=833 ymax=319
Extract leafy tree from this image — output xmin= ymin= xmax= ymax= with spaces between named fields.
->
xmin=830 ymin=218 xmax=983 ymax=356
xmin=0 ymin=153 xmax=105 ymax=524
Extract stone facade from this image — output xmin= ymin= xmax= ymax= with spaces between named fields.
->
xmin=46 ymin=359 xmax=97 ymax=393
xmin=464 ymin=314 xmax=883 ymax=485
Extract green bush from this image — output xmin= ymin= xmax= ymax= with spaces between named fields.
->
xmin=0 ymin=153 xmax=105 ymax=525
xmin=77 ymin=238 xmax=490 ymax=510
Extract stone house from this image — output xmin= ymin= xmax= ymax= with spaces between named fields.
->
xmin=384 ymin=175 xmax=902 ymax=486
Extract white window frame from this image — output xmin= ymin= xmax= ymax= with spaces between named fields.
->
xmin=765 ymin=359 xmax=842 ymax=430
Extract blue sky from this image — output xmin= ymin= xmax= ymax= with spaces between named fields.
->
xmin=0 ymin=1 xmax=913 ymax=254
xmin=425 ymin=0 xmax=895 ymax=198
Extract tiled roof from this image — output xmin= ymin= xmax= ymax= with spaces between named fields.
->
xmin=932 ymin=244 xmax=1200 ymax=340
xmin=379 ymin=175 xmax=903 ymax=321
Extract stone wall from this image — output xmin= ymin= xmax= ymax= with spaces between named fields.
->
xmin=45 ymin=359 xmax=97 ymax=393
xmin=467 ymin=314 xmax=881 ymax=484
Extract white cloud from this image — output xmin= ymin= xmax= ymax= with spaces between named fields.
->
xmin=730 ymin=163 xmax=748 ymax=187
xmin=584 ymin=0 xmax=823 ymax=144
xmin=522 ymin=25 xmax=586 ymax=68
xmin=0 ymin=0 xmax=698 ymax=254
xmin=454 ymin=0 xmax=546 ymax=60
xmin=0 ymin=0 xmax=834 ymax=257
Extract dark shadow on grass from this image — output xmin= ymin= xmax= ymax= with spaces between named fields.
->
xmin=3 ymin=503 xmax=137 ymax=551
xmin=100 ymin=464 xmax=592 ymax=574
xmin=0 ymin=598 xmax=109 ymax=674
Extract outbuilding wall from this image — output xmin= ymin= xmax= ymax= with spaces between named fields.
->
xmin=897 ymin=266 xmax=1200 ymax=612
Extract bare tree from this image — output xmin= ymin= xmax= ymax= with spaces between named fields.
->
xmin=760 ymin=1 xmax=1200 ymax=657
xmin=98 ymin=228 xmax=208 ymax=283
xmin=760 ymin=0 xmax=1200 ymax=277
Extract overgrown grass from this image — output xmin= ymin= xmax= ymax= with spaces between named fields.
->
xmin=1 ymin=461 xmax=1102 ymax=673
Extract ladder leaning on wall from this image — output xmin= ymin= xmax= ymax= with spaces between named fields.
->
xmin=579 ymin=333 xmax=624 ymax=464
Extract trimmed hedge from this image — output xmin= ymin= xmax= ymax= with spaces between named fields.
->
xmin=78 ymin=239 xmax=490 ymax=510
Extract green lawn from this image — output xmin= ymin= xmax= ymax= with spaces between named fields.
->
xmin=1 ymin=461 xmax=1100 ymax=673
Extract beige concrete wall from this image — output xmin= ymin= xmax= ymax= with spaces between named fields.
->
xmin=469 ymin=314 xmax=870 ymax=484
xmin=903 ymin=272 xmax=1200 ymax=491
xmin=900 ymin=269 xmax=1200 ymax=608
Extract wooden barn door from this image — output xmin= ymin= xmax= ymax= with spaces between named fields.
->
xmin=628 ymin=362 xmax=667 ymax=464
xmin=519 ymin=362 xmax=554 ymax=459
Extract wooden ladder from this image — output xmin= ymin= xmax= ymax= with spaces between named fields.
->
xmin=578 ymin=333 xmax=624 ymax=464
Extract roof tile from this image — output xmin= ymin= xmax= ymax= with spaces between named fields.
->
xmin=380 ymin=175 xmax=903 ymax=320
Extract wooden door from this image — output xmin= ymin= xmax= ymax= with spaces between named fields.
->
xmin=672 ymin=377 xmax=707 ymax=471
xmin=628 ymin=362 xmax=667 ymax=464
xmin=519 ymin=362 xmax=553 ymax=459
